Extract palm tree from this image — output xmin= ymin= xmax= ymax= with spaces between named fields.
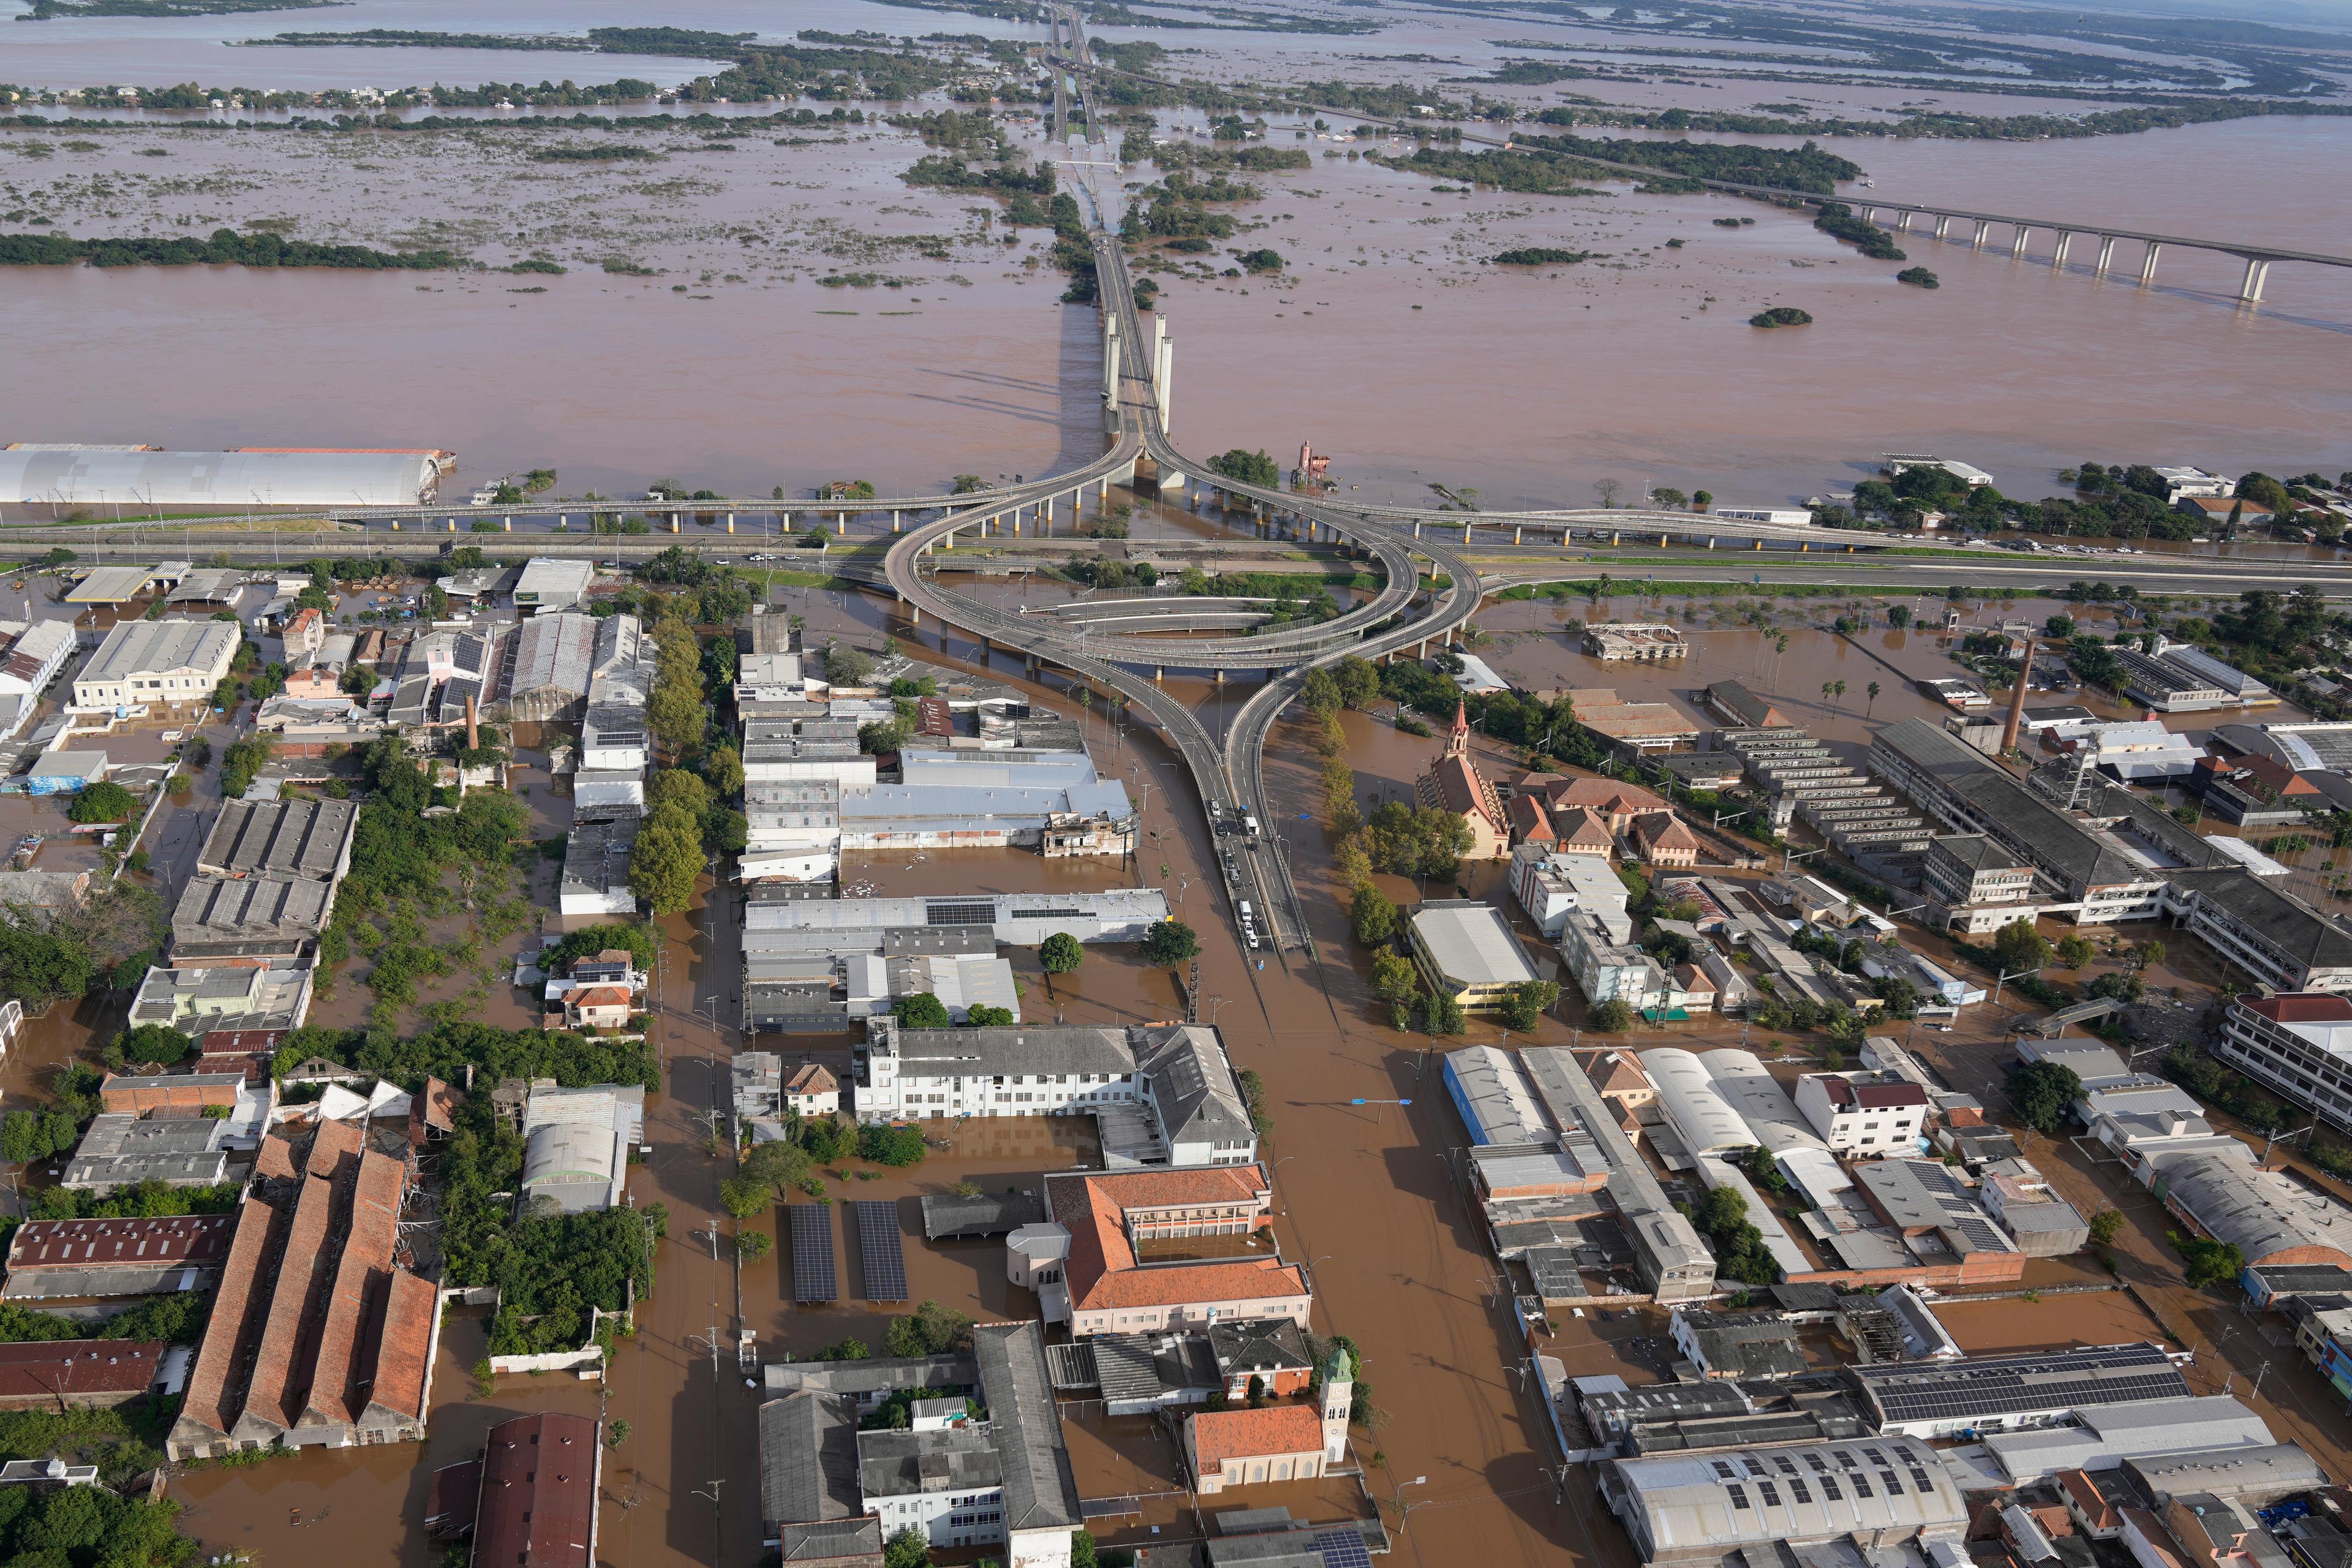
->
xmin=1865 ymin=680 xmax=1881 ymax=718
xmin=1833 ymin=679 xmax=1849 ymax=709
xmin=1821 ymin=681 xmax=1833 ymax=706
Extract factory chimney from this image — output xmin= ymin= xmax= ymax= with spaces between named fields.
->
xmin=464 ymin=692 xmax=480 ymax=753
xmin=1999 ymin=634 xmax=2035 ymax=756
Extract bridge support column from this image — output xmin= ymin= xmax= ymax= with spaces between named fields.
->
xmin=2094 ymin=236 xmax=2116 ymax=276
xmin=1412 ymin=520 xmax=1422 ymax=539
xmin=2051 ymin=232 xmax=2072 ymax=268
xmin=1754 ymin=538 xmax=1762 ymax=551
xmin=1155 ymin=666 xmax=1164 ymax=680
xmin=2238 ymin=256 xmax=2271 ymax=303
xmin=1214 ymin=669 xmax=1224 ymax=685
xmin=1934 ymin=214 xmax=1951 ymax=240
xmin=1513 ymin=526 xmax=1522 ymax=545
xmin=1417 ymin=639 xmax=1427 ymax=658
xmin=891 ymin=510 xmax=900 ymax=532
xmin=1659 ymin=533 xmax=1668 ymax=548
xmin=503 ymin=516 xmax=512 ymax=532
xmin=1861 ymin=205 xmax=1875 ymax=224
xmin=2010 ymin=225 xmax=2031 ymax=260
xmin=391 ymin=520 xmax=400 ymax=530
xmin=1971 ymin=220 xmax=1990 ymax=249
xmin=725 ymin=513 xmax=735 ymax=533
xmin=1611 ymin=530 xmax=1620 ymax=546
xmin=1800 ymin=540 xmax=1810 ymax=552
xmin=447 ymin=518 xmax=456 ymax=532
xmin=1707 ymin=536 xmax=1716 ymax=549
xmin=2140 ymin=241 xmax=2162 ymax=285
xmin=1462 ymin=523 xmax=1472 ymax=545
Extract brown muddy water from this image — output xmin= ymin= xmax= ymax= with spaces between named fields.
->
xmin=4 ymin=80 xmax=2347 ymax=510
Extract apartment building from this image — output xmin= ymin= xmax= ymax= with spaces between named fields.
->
xmin=1795 ymin=1072 xmax=1932 ymax=1153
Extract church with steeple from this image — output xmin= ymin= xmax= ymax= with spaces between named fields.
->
xmin=1413 ymin=700 xmax=1509 ymax=859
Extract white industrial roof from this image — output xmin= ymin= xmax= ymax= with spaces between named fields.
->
xmin=1700 ymin=1048 xmax=1828 ymax=1155
xmin=0 ymin=448 xmax=440 ymax=507
xmin=514 ymin=557 xmax=594 ymax=606
xmin=1608 ymin=1435 xmax=1967 ymax=1553
xmin=1981 ymin=1395 xmax=2273 ymax=1481
xmin=78 ymin=620 xmax=238 ymax=685
xmin=2150 ymin=1147 xmax=2352 ymax=1265
xmin=1409 ymin=902 xmax=1539 ymax=989
xmin=1643 ymin=1048 xmax=1757 ymax=1155
xmin=65 ymin=566 xmax=154 ymax=603
xmin=1700 ymin=1156 xmax=1811 ymax=1275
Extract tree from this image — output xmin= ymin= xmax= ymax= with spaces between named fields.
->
xmin=1691 ymin=489 xmax=1713 ymax=511
xmin=1349 ymin=884 xmax=1397 ymax=948
xmin=628 ymin=813 xmax=703 ymax=915
xmin=1888 ymin=605 xmax=1911 ymax=630
xmin=1039 ymin=932 xmax=1084 ymax=995
xmin=1415 ymin=991 xmax=1465 ymax=1036
xmin=719 ymin=1177 xmax=772 ymax=1219
xmin=1589 ymin=998 xmax=1634 ymax=1033
xmin=2133 ymin=940 xmax=2166 ymax=970
xmin=1864 ymin=680 xmax=1881 ymax=717
xmin=893 ymin=992 xmax=951 ymax=1029
xmin=2173 ymin=1232 xmax=2244 ymax=1290
xmin=1368 ymin=949 xmax=1419 ymax=1004
xmin=2008 ymin=1060 xmax=2084 ymax=1134
xmin=816 ymin=1336 xmax=873 ymax=1360
xmin=705 ymin=743 xmax=745 ymax=796
xmin=1361 ymin=802 xmax=1474 ymax=880
xmin=824 ymin=639 xmax=875 ymax=687
xmin=109 ymin=1023 xmax=192 ymax=1069
xmin=734 ymin=1231 xmax=772 ymax=1261
xmin=885 ymin=1299 xmax=973 ymax=1357
xmin=1991 ymin=918 xmax=2052 ymax=974
xmin=1142 ymin=920 xmax=1199 ymax=969
xmin=2088 ymin=1208 xmax=2124 ymax=1247
xmin=965 ymin=1005 xmax=1016 ymax=1027
xmin=859 ymin=1123 xmax=928 ymax=1167
xmin=2054 ymin=935 xmax=2096 ymax=968
xmin=1207 ymin=448 xmax=1280 ymax=488
xmin=884 ymin=1526 xmax=933 ymax=1568
xmin=1499 ymin=980 xmax=1559 ymax=1031
xmin=67 ymin=781 xmax=138 ymax=824
xmin=1594 ymin=478 xmax=1623 ymax=508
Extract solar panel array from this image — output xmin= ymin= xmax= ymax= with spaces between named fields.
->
xmin=1858 ymin=1343 xmax=2187 ymax=1425
xmin=853 ymin=1200 xmax=908 ymax=1302
xmin=788 ymin=1204 xmax=837 ymax=1303
xmin=1315 ymin=1529 xmax=1374 ymax=1568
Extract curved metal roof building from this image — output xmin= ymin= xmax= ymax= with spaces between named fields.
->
xmin=0 ymin=447 xmax=441 ymax=508
xmin=1600 ymin=1435 xmax=1967 ymax=1565
xmin=1643 ymin=1048 xmax=1755 ymax=1156
xmin=1700 ymin=1048 xmax=1827 ymax=1155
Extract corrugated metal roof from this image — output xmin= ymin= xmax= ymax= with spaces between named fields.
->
xmin=0 ymin=448 xmax=437 ymax=507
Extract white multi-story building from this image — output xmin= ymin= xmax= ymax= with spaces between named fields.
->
xmin=1511 ymin=845 xmax=1631 ymax=940
xmin=71 ymin=620 xmax=238 ymax=712
xmin=0 ymin=620 xmax=74 ymax=739
xmin=1794 ymin=1072 xmax=1931 ymax=1154
xmin=2219 ymin=992 xmax=2352 ymax=1135
xmin=1557 ymin=908 xmax=1665 ymax=1010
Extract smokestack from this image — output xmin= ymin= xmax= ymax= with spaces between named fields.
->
xmin=1999 ymin=633 xmax=2035 ymax=756
xmin=464 ymin=692 xmax=479 ymax=752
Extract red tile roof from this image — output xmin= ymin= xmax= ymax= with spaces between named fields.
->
xmin=302 ymin=1149 xmax=405 ymax=1428
xmin=0 ymin=1340 xmax=162 ymax=1401
xmin=475 ymin=1413 xmax=600 ymax=1568
xmin=1632 ymin=813 xmax=1703 ymax=854
xmin=1044 ymin=1168 xmax=1304 ymax=1314
xmin=786 ymin=1063 xmax=839 ymax=1096
xmin=1553 ymin=807 xmax=1616 ymax=850
xmin=1823 ymin=1077 xmax=1930 ymax=1109
xmin=568 ymin=984 xmax=633 ymax=1012
xmin=1539 ymin=777 xmax=1668 ymax=818
xmin=176 ymin=1197 xmax=282 ymax=1438
xmin=2239 ymin=992 xmax=2352 ymax=1024
xmin=1423 ymin=754 xmax=1503 ymax=831
xmin=2059 ymin=1470 xmax=2119 ymax=1533
xmin=1191 ymin=1404 xmax=1324 ymax=1467
xmin=370 ymin=1268 xmax=437 ymax=1422
xmin=1507 ymin=795 xmax=1556 ymax=842
xmin=7 ymin=1213 xmax=236 ymax=1273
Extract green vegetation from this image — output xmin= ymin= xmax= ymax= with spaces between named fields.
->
xmin=66 ymin=780 xmax=138 ymax=824
xmin=1499 ymin=981 xmax=1560 ymax=1032
xmin=1896 ymin=266 xmax=1940 ymax=288
xmin=892 ymin=992 xmax=952 ymax=1029
xmin=533 ymin=144 xmax=662 ymax=162
xmin=542 ymin=922 xmax=659 ymax=976
xmin=859 ymin=1123 xmax=928 ymax=1167
xmin=2007 ymin=1060 xmax=2084 ymax=1134
xmin=1237 ymin=1069 xmax=1272 ymax=1139
xmin=1492 ymin=247 xmax=1591 ymax=266
xmin=1589 ymin=997 xmax=1634 ymax=1033
xmin=1810 ymin=202 xmax=1906 ymax=260
xmin=0 ymin=228 xmax=462 ymax=271
xmin=1142 ymin=919 xmax=1200 ymax=969
xmin=1360 ymin=802 xmax=1474 ymax=880
xmin=2171 ymin=1231 xmax=2244 ymax=1290
xmin=1749 ymin=306 xmax=1814 ymax=328
xmin=1512 ymin=129 xmax=1863 ymax=194
xmin=1694 ymin=1184 xmax=1777 ymax=1286
xmin=1232 ymin=247 xmax=1283 ymax=274
xmin=1206 ymin=448 xmax=1280 ymax=488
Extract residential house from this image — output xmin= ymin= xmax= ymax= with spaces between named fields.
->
xmin=1630 ymin=812 xmax=1703 ymax=869
xmin=785 ymin=1064 xmax=840 ymax=1118
xmin=1794 ymin=1073 xmax=1931 ymax=1154
xmin=281 ymin=607 xmax=326 ymax=656
xmin=564 ymin=984 xmax=634 ymax=1031
xmin=1507 ymin=793 xmax=1557 ymax=851
xmin=0 ymin=620 xmax=74 ymax=740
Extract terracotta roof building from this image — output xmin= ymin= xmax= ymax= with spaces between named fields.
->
xmin=1551 ymin=806 xmax=1617 ymax=858
xmin=0 ymin=1340 xmax=165 ymax=1409
xmin=474 ymin=1413 xmax=601 ymax=1568
xmin=1186 ymin=1404 xmax=1326 ymax=1491
xmin=1506 ymin=793 xmax=1557 ymax=850
xmin=1415 ymin=703 xmax=1507 ymax=860
xmin=167 ymin=1120 xmax=440 ymax=1459
xmin=3 ymin=1213 xmax=236 ymax=1305
xmin=1518 ymin=775 xmax=1672 ymax=834
xmin=1038 ymin=1166 xmax=1310 ymax=1338
xmin=1630 ymin=812 xmax=1704 ymax=869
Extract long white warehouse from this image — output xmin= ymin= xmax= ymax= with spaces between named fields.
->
xmin=0 ymin=446 xmax=445 ymax=508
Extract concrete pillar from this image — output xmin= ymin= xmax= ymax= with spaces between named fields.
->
xmin=1513 ymin=526 xmax=1522 ymax=545
xmin=946 ymin=527 xmax=957 ymax=549
xmin=391 ymin=520 xmax=401 ymax=530
xmin=1461 ymin=523 xmax=1472 ymax=545
xmin=2239 ymin=257 xmax=2271 ymax=302
xmin=1800 ymin=540 xmax=1810 ymax=552
xmin=503 ymin=516 xmax=512 ymax=532
xmin=2010 ymin=224 xmax=2030 ymax=260
xmin=1754 ymin=538 xmax=1762 ymax=551
xmin=1861 ymin=205 xmax=1875 ymax=224
xmin=2094 ymin=236 xmax=2116 ymax=276
xmin=1155 ymin=666 xmax=1164 ymax=680
xmin=2051 ymin=232 xmax=2071 ymax=268
xmin=1417 ymin=639 xmax=1427 ymax=658
xmin=1934 ymin=214 xmax=1951 ymax=240
xmin=1707 ymin=536 xmax=1716 ymax=549
xmin=1413 ymin=520 xmax=1422 ymax=539
xmin=1611 ymin=530 xmax=1620 ymax=546
xmin=447 ymin=518 xmax=456 ymax=532
xmin=1214 ymin=669 xmax=1224 ymax=685
xmin=2140 ymin=242 xmax=2162 ymax=285
xmin=726 ymin=514 xmax=735 ymax=533
xmin=891 ymin=510 xmax=900 ymax=532
xmin=1972 ymin=220 xmax=1990 ymax=249
xmin=1659 ymin=533 xmax=1668 ymax=548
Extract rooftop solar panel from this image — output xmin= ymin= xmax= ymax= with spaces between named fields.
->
xmin=853 ymin=1200 xmax=908 ymax=1302
xmin=1855 ymin=1343 xmax=2186 ymax=1423
xmin=1316 ymin=1529 xmax=1374 ymax=1568
xmin=788 ymin=1204 xmax=837 ymax=1303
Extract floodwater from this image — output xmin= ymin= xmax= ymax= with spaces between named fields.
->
xmin=3 ymin=67 xmax=2348 ymax=509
